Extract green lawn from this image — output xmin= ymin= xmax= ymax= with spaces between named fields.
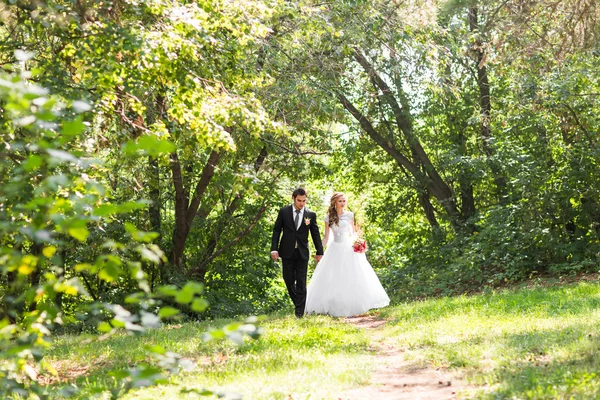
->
xmin=46 ymin=313 xmax=373 ymax=399
xmin=43 ymin=279 xmax=600 ymax=399
xmin=377 ymin=280 xmax=600 ymax=399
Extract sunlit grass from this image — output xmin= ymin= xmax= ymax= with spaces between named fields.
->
xmin=46 ymin=314 xmax=373 ymax=399
xmin=43 ymin=280 xmax=600 ymax=399
xmin=377 ymin=282 xmax=600 ymax=399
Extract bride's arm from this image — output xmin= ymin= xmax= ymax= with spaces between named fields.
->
xmin=322 ymin=223 xmax=330 ymax=248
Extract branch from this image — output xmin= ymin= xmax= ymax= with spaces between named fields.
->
xmin=352 ymin=47 xmax=413 ymax=136
xmin=352 ymin=47 xmax=450 ymax=187
xmin=370 ymin=78 xmax=397 ymax=142
xmin=194 ymin=154 xmax=277 ymax=274
xmin=191 ymin=149 xmax=264 ymax=230
xmin=170 ymin=151 xmax=188 ymax=226
xmin=483 ymin=0 xmax=512 ymax=32
xmin=254 ymin=146 xmax=268 ymax=172
xmin=185 ymin=149 xmax=221 ymax=227
xmin=563 ymin=103 xmax=595 ymax=145
xmin=198 ymin=203 xmax=269 ymax=268
xmin=79 ymin=273 xmax=98 ymax=302
xmin=336 ymin=91 xmax=422 ymax=178
xmin=260 ymin=137 xmax=329 ymax=156
xmin=3 ymin=152 xmax=25 ymax=164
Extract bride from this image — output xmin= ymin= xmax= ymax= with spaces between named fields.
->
xmin=305 ymin=192 xmax=390 ymax=317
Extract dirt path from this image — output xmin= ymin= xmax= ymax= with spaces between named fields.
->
xmin=340 ymin=315 xmax=466 ymax=400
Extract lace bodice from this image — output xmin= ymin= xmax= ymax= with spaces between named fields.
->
xmin=325 ymin=211 xmax=355 ymax=243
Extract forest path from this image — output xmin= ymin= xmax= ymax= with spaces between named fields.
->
xmin=339 ymin=315 xmax=469 ymax=400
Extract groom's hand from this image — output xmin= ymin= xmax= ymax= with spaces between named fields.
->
xmin=314 ymin=255 xmax=323 ymax=262
xmin=271 ymin=251 xmax=279 ymax=261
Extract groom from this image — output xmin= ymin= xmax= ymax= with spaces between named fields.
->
xmin=271 ymin=188 xmax=324 ymax=318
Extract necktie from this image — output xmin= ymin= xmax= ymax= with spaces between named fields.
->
xmin=294 ymin=209 xmax=301 ymax=230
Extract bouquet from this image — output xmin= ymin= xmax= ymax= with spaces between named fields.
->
xmin=352 ymin=237 xmax=367 ymax=253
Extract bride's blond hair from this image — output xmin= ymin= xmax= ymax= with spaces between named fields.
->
xmin=327 ymin=192 xmax=346 ymax=227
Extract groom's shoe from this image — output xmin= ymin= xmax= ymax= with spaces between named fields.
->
xmin=295 ymin=312 xmax=303 ymax=319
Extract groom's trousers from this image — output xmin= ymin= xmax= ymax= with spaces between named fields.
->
xmin=281 ymin=248 xmax=308 ymax=317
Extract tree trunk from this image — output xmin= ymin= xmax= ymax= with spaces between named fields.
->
xmin=27 ymin=242 xmax=43 ymax=312
xmin=457 ymin=127 xmax=475 ymax=220
xmin=146 ymin=94 xmax=163 ymax=236
xmin=148 ymin=156 xmax=161 ymax=234
xmin=193 ymin=148 xmax=269 ymax=280
xmin=169 ymin=149 xmax=221 ymax=268
xmin=468 ymin=6 xmax=507 ymax=204
xmin=409 ymin=150 xmax=440 ymax=228
xmin=418 ymin=190 xmax=439 ymax=228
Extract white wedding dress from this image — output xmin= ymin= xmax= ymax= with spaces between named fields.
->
xmin=305 ymin=211 xmax=390 ymax=317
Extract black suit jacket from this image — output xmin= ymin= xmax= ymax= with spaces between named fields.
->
xmin=271 ymin=205 xmax=324 ymax=260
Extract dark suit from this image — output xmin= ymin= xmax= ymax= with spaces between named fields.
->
xmin=271 ymin=205 xmax=324 ymax=316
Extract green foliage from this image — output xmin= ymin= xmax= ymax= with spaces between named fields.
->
xmin=0 ymin=66 xmax=261 ymax=398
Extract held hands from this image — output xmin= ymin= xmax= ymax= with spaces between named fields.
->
xmin=271 ymin=251 xmax=321 ymax=262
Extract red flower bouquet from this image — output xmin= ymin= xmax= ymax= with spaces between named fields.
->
xmin=352 ymin=237 xmax=367 ymax=253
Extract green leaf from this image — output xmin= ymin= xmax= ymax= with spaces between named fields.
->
xmin=139 ymin=247 xmax=161 ymax=263
xmin=125 ymin=293 xmax=144 ymax=304
xmin=126 ymin=222 xmax=159 ymax=243
xmin=117 ymin=201 xmax=149 ymax=213
xmin=68 ymin=226 xmax=89 ymax=242
xmin=22 ymin=155 xmax=42 ymax=171
xmin=174 ymin=289 xmax=193 ymax=304
xmin=96 ymin=255 xmax=123 ymax=282
xmin=205 ymin=329 xmax=226 ymax=340
xmin=158 ymin=307 xmax=180 ymax=319
xmin=74 ymin=263 xmax=93 ymax=272
xmin=110 ymin=318 xmax=125 ymax=328
xmin=123 ymin=135 xmax=175 ymax=157
xmin=98 ymin=322 xmax=112 ymax=333
xmin=15 ymin=115 xmax=36 ymax=126
xmin=62 ymin=117 xmax=86 ymax=137
xmin=92 ymin=204 xmax=118 ymax=217
xmin=157 ymin=285 xmax=179 ymax=297
xmin=182 ymin=281 xmax=204 ymax=295
xmin=141 ymin=311 xmax=161 ymax=328
xmin=15 ymin=49 xmax=35 ymax=61
xmin=72 ymin=100 xmax=91 ymax=113
xmin=47 ymin=149 xmax=78 ymax=164
xmin=191 ymin=298 xmax=209 ymax=312
xmin=145 ymin=344 xmax=167 ymax=355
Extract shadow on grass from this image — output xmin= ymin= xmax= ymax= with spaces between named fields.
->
xmin=395 ymin=318 xmax=600 ymax=398
xmin=483 ymin=325 xmax=600 ymax=399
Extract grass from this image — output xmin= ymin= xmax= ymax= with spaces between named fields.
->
xmin=41 ymin=278 xmax=600 ymax=399
xmin=44 ymin=312 xmax=373 ymax=399
xmin=377 ymin=281 xmax=600 ymax=399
